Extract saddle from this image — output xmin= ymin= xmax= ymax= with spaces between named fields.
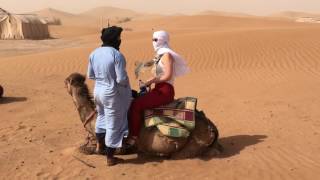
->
xmin=144 ymin=97 xmax=197 ymax=138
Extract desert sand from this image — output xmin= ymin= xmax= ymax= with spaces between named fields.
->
xmin=1 ymin=8 xmax=320 ymax=180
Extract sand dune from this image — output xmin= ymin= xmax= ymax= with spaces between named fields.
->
xmin=33 ymin=8 xmax=76 ymax=19
xmin=32 ymin=8 xmax=95 ymax=27
xmin=270 ymin=11 xmax=320 ymax=19
xmin=80 ymin=6 xmax=141 ymax=18
xmin=33 ymin=6 xmax=161 ymax=28
xmin=80 ymin=6 xmax=164 ymax=21
xmin=196 ymin=10 xmax=253 ymax=17
xmin=124 ymin=14 xmax=308 ymax=33
xmin=1 ymin=12 xmax=320 ymax=180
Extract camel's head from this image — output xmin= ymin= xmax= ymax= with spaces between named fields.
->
xmin=65 ymin=73 xmax=86 ymax=95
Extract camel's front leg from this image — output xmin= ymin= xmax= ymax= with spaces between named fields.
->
xmin=78 ymin=132 xmax=97 ymax=155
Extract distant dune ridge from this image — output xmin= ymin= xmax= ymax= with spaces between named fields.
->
xmin=31 ymin=6 xmax=163 ymax=26
xmin=33 ymin=8 xmax=76 ymax=19
xmin=1 ymin=6 xmax=320 ymax=180
xmin=196 ymin=10 xmax=253 ymax=17
xmin=30 ymin=7 xmax=320 ymax=26
xmin=270 ymin=11 xmax=320 ymax=19
xmin=79 ymin=6 xmax=141 ymax=18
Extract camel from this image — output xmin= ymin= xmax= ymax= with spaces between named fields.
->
xmin=64 ymin=73 xmax=222 ymax=159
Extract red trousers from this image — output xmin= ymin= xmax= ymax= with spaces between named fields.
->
xmin=128 ymin=82 xmax=175 ymax=137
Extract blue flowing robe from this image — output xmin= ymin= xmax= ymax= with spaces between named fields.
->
xmin=87 ymin=47 xmax=132 ymax=148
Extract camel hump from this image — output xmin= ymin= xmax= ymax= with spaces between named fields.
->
xmin=144 ymin=97 xmax=198 ymax=138
xmin=138 ymin=109 xmax=220 ymax=158
xmin=138 ymin=127 xmax=189 ymax=157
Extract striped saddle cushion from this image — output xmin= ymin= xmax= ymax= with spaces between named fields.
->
xmin=144 ymin=97 xmax=197 ymax=138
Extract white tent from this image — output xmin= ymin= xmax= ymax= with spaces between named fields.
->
xmin=0 ymin=8 xmax=50 ymax=40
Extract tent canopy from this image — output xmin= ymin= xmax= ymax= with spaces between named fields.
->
xmin=0 ymin=8 xmax=50 ymax=40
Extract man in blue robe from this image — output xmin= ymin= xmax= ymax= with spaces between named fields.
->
xmin=87 ymin=26 xmax=131 ymax=166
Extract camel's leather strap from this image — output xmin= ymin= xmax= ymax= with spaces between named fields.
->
xmin=83 ymin=111 xmax=97 ymax=128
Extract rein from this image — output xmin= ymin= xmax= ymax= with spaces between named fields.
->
xmin=134 ymin=54 xmax=163 ymax=79
xmin=83 ymin=110 xmax=97 ymax=128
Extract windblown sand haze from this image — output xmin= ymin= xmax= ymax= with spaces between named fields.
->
xmin=1 ymin=6 xmax=320 ymax=180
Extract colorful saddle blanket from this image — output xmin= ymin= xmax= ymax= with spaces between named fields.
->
xmin=144 ymin=97 xmax=197 ymax=138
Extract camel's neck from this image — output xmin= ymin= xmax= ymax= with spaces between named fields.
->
xmin=77 ymin=105 xmax=95 ymax=124
xmin=67 ymin=85 xmax=97 ymax=137
xmin=72 ymin=97 xmax=96 ymax=136
xmin=71 ymin=88 xmax=95 ymax=124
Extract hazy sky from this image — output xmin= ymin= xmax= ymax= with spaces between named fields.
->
xmin=1 ymin=0 xmax=319 ymax=15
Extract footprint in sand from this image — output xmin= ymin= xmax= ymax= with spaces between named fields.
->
xmin=61 ymin=147 xmax=77 ymax=156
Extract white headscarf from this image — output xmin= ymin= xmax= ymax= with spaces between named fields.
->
xmin=153 ymin=30 xmax=190 ymax=77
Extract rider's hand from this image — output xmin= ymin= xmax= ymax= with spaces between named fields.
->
xmin=145 ymin=77 xmax=157 ymax=87
xmin=139 ymin=80 xmax=147 ymax=88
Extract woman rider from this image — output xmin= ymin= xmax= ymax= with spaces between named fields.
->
xmin=127 ymin=30 xmax=190 ymax=146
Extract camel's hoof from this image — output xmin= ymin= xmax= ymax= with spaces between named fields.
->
xmin=96 ymin=148 xmax=107 ymax=155
xmin=78 ymin=145 xmax=96 ymax=155
xmin=115 ymin=146 xmax=137 ymax=155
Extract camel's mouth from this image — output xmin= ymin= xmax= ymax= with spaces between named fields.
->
xmin=64 ymin=79 xmax=69 ymax=88
xmin=64 ymin=79 xmax=72 ymax=95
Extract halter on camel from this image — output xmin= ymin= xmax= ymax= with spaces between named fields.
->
xmin=83 ymin=110 xmax=97 ymax=128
